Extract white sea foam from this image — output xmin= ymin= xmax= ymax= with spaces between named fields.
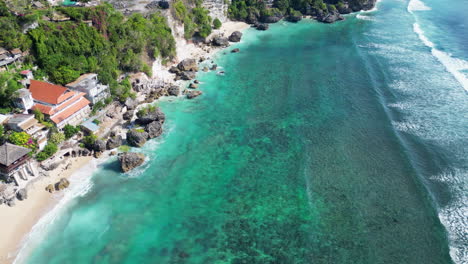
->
xmin=407 ymin=0 xmax=431 ymax=13
xmin=13 ymin=159 xmax=102 ymax=264
xmin=356 ymin=14 xmax=374 ymax=21
xmin=433 ymin=169 xmax=468 ymax=263
xmin=412 ymin=23 xmax=468 ymax=91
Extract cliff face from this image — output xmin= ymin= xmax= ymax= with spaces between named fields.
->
xmin=202 ymin=0 xmax=230 ymax=22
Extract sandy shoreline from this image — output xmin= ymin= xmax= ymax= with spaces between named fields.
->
xmin=0 ymin=156 xmax=92 ymax=264
xmin=0 ymin=20 xmax=249 ymax=264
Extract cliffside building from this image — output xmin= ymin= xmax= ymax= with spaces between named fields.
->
xmin=66 ymin=73 xmax=110 ymax=105
xmin=13 ymin=88 xmax=34 ymax=113
xmin=6 ymin=114 xmax=49 ymax=150
xmin=0 ymin=143 xmax=37 ymax=187
xmin=29 ymin=80 xmax=91 ymax=129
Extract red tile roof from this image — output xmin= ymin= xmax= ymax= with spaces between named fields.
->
xmin=29 ymin=80 xmax=75 ymax=105
xmin=50 ymin=97 xmax=90 ymax=125
xmin=32 ymin=103 xmax=53 ymax=115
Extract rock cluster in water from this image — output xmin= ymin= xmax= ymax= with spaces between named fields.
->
xmin=118 ymin=152 xmax=146 ymax=172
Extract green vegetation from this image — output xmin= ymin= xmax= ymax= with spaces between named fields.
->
xmin=137 ymin=104 xmax=157 ymax=117
xmin=111 ymin=78 xmax=136 ymax=103
xmin=36 ymin=142 xmax=58 ymax=161
xmin=213 ymin=17 xmax=222 ymax=29
xmin=0 ymin=71 xmax=22 ymax=113
xmin=49 ymin=132 xmax=65 ymax=144
xmin=92 ymin=119 xmax=101 ymax=125
xmin=173 ymin=0 xmax=212 ymax=39
xmin=82 ymin=134 xmax=97 ymax=148
xmin=118 ymin=145 xmax=131 ymax=152
xmin=0 ymin=124 xmax=5 ymax=144
xmin=8 ymin=131 xmax=36 ymax=150
xmin=63 ymin=124 xmax=80 ymax=139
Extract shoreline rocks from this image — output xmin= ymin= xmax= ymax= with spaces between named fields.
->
xmin=126 ymin=129 xmax=148 ymax=147
xmin=228 ymin=31 xmax=243 ymax=42
xmin=118 ymin=152 xmax=146 ymax=172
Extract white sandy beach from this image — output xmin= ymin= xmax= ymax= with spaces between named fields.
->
xmin=0 ymin=156 xmax=92 ymax=264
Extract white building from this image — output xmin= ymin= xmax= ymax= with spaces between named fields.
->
xmin=66 ymin=73 xmax=110 ymax=105
xmin=13 ymin=88 xmax=34 ymax=112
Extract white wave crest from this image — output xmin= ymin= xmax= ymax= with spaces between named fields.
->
xmin=407 ymin=0 xmax=431 ymax=13
xmin=413 ymin=23 xmax=468 ymax=91
xmin=356 ymin=14 xmax=374 ymax=21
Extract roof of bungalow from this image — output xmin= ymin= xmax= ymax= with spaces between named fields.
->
xmin=0 ymin=114 xmax=10 ymax=124
xmin=0 ymin=48 xmax=7 ymax=55
xmin=50 ymin=97 xmax=90 ymax=124
xmin=0 ymin=54 xmax=9 ymax=61
xmin=10 ymin=48 xmax=22 ymax=55
xmin=32 ymin=1 xmax=44 ymax=8
xmin=7 ymin=114 xmax=34 ymax=125
xmin=0 ymin=143 xmax=31 ymax=167
xmin=29 ymin=80 xmax=75 ymax=105
xmin=20 ymin=70 xmax=32 ymax=75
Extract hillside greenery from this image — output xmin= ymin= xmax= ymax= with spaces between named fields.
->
xmin=173 ymin=0 xmax=212 ymax=39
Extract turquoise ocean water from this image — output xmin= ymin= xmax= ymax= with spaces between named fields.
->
xmin=17 ymin=0 xmax=467 ymax=263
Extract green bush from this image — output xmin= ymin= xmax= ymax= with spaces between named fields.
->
xmin=213 ymin=18 xmax=222 ymax=29
xmin=63 ymin=124 xmax=80 ymax=139
xmin=49 ymin=132 xmax=65 ymax=144
xmin=36 ymin=142 xmax=58 ymax=161
xmin=9 ymin=132 xmax=36 ymax=150
xmin=82 ymin=134 xmax=97 ymax=149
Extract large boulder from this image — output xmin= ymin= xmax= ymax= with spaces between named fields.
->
xmin=228 ymin=31 xmax=243 ymax=42
xmin=16 ymin=189 xmax=27 ymax=201
xmin=169 ymin=66 xmax=181 ymax=74
xmin=349 ymin=0 xmax=376 ymax=11
xmin=180 ymin=71 xmax=196 ymax=80
xmin=188 ymin=83 xmax=198 ymax=89
xmin=93 ymin=140 xmax=107 ymax=152
xmin=124 ymin=98 xmax=138 ymax=111
xmin=55 ymin=178 xmax=70 ymax=191
xmin=107 ymin=135 xmax=123 ymax=150
xmin=177 ymin=59 xmax=198 ymax=72
xmin=158 ymin=0 xmax=169 ymax=9
xmin=45 ymin=184 xmax=54 ymax=193
xmin=123 ymin=110 xmax=134 ymax=121
xmin=167 ymin=85 xmax=180 ymax=96
xmin=136 ymin=107 xmax=165 ymax=125
xmin=256 ymin=23 xmax=269 ymax=31
xmin=186 ymin=90 xmax=203 ymax=99
xmin=262 ymin=15 xmax=282 ymax=23
xmin=145 ymin=121 xmax=163 ymax=139
xmin=126 ymin=129 xmax=148 ymax=147
xmin=286 ymin=14 xmax=302 ymax=22
xmin=118 ymin=152 xmax=146 ymax=173
xmin=212 ymin=36 xmax=229 ymax=47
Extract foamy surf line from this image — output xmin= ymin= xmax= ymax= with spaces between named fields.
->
xmin=12 ymin=159 xmax=104 ymax=264
xmin=407 ymin=0 xmax=431 ymax=13
xmin=412 ymin=23 xmax=468 ymax=91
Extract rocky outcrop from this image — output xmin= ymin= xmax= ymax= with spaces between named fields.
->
xmin=45 ymin=184 xmax=54 ymax=193
xmin=145 ymin=121 xmax=163 ymax=139
xmin=16 ymin=189 xmax=27 ymax=201
xmin=286 ymin=14 xmax=302 ymax=22
xmin=126 ymin=129 xmax=148 ymax=147
xmin=229 ymin=31 xmax=243 ymax=42
xmin=168 ymin=85 xmax=180 ymax=96
xmin=212 ymin=36 xmax=230 ymax=47
xmin=349 ymin=0 xmax=377 ymax=11
xmin=180 ymin=71 xmax=197 ymax=80
xmin=93 ymin=140 xmax=107 ymax=153
xmin=118 ymin=152 xmax=146 ymax=172
xmin=124 ymin=98 xmax=138 ymax=111
xmin=189 ymin=83 xmax=198 ymax=89
xmin=178 ymin=59 xmax=198 ymax=72
xmin=256 ymin=23 xmax=269 ymax=31
xmin=136 ymin=107 xmax=165 ymax=125
xmin=123 ymin=110 xmax=134 ymax=121
xmin=231 ymin=48 xmax=240 ymax=53
xmin=107 ymin=135 xmax=122 ymax=150
xmin=186 ymin=90 xmax=203 ymax=99
xmin=55 ymin=178 xmax=70 ymax=191
xmin=318 ymin=10 xmax=344 ymax=23
xmin=262 ymin=15 xmax=282 ymax=23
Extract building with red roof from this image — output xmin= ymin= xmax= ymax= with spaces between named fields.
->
xmin=29 ymin=80 xmax=91 ymax=128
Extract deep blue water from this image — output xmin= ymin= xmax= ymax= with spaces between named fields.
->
xmin=16 ymin=0 xmax=467 ymax=263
